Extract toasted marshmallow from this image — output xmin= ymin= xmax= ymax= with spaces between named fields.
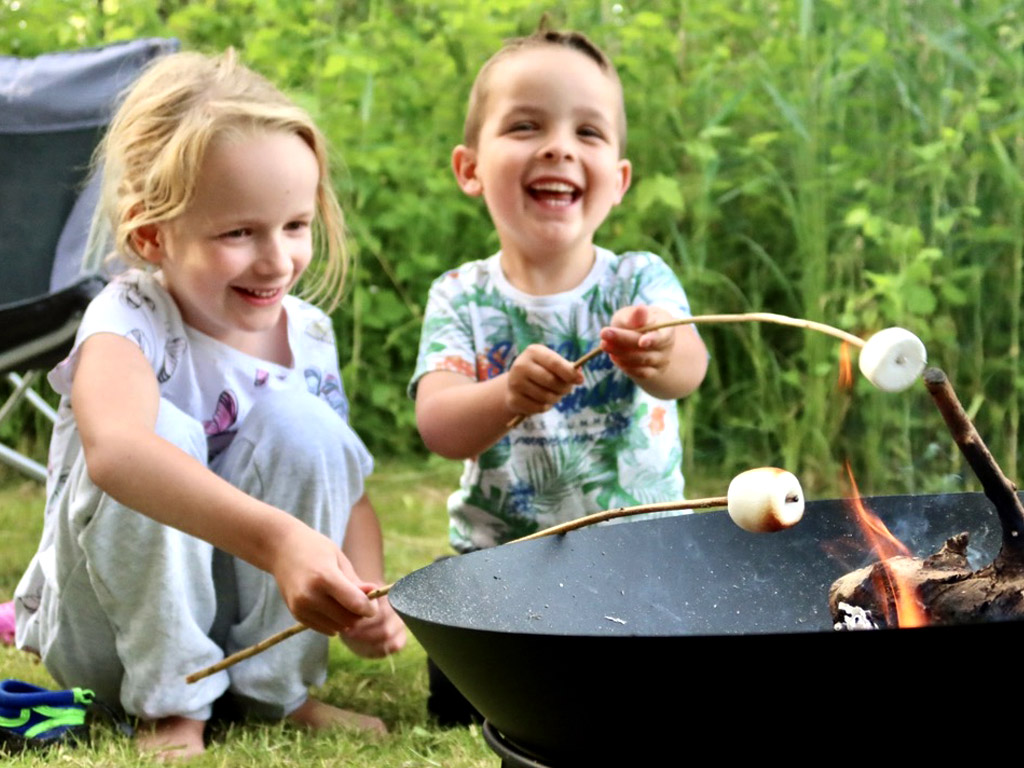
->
xmin=727 ymin=467 xmax=805 ymax=533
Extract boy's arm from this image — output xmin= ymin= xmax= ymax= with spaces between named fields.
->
xmin=415 ymin=345 xmax=582 ymax=460
xmin=72 ymin=333 xmax=375 ymax=635
xmin=599 ymin=304 xmax=708 ymax=400
xmin=339 ymin=494 xmax=407 ymax=658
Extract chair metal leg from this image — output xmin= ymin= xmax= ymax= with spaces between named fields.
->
xmin=7 ymin=372 xmax=57 ymax=423
xmin=0 ymin=441 xmax=46 ymax=482
xmin=0 ymin=371 xmax=53 ymax=482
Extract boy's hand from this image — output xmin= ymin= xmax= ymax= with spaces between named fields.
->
xmin=506 ymin=344 xmax=583 ymax=416
xmin=270 ymin=522 xmax=376 ymax=636
xmin=340 ymin=594 xmax=407 ymax=658
xmin=600 ymin=305 xmax=676 ymax=381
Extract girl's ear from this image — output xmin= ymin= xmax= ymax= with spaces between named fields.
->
xmin=131 ymin=224 xmax=165 ymax=264
xmin=452 ymin=145 xmax=483 ymax=197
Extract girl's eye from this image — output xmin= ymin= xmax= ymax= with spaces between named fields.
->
xmin=285 ymin=220 xmax=311 ymax=232
xmin=221 ymin=228 xmax=251 ymax=239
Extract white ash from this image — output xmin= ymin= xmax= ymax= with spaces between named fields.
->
xmin=833 ymin=602 xmax=880 ymax=631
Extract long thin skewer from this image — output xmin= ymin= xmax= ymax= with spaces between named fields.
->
xmin=185 ymin=495 xmax=728 ymax=683
xmin=507 ymin=311 xmax=866 ymax=428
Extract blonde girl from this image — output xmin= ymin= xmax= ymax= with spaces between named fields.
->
xmin=14 ymin=50 xmax=404 ymax=758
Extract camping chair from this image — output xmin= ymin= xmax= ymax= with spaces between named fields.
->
xmin=0 ymin=37 xmax=179 ymax=482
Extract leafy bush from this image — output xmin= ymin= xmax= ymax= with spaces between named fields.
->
xmin=4 ymin=0 xmax=1022 ymax=496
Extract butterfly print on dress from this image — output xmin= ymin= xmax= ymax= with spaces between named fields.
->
xmin=203 ymin=389 xmax=239 ymax=460
xmin=158 ymin=337 xmax=186 ymax=383
xmin=304 ymin=367 xmax=348 ymax=420
xmin=305 ymin=317 xmax=333 ymax=344
xmin=120 ymin=279 xmax=156 ymax=312
xmin=124 ymin=328 xmax=151 ymax=359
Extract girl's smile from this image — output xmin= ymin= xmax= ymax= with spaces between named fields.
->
xmin=135 ymin=130 xmax=319 ymax=364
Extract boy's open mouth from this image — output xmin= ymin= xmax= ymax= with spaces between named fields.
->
xmin=527 ymin=180 xmax=581 ymax=206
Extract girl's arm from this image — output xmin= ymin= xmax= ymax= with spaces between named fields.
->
xmin=72 ymin=332 xmax=374 ymax=634
xmin=338 ymin=494 xmax=407 ymax=658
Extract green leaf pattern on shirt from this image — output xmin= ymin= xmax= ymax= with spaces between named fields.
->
xmin=411 ymin=248 xmax=696 ymax=552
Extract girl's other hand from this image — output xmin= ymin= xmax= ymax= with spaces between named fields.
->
xmin=340 ymin=594 xmax=407 ymax=658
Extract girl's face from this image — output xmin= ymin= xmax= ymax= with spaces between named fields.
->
xmin=136 ymin=130 xmax=319 ymax=364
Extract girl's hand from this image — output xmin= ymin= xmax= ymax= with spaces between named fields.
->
xmin=340 ymin=594 xmax=407 ymax=658
xmin=600 ymin=305 xmax=676 ymax=381
xmin=506 ymin=344 xmax=583 ymax=415
xmin=270 ymin=522 xmax=376 ymax=635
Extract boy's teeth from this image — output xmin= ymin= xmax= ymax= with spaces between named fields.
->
xmin=531 ymin=181 xmax=575 ymax=193
xmin=528 ymin=181 xmax=579 ymax=205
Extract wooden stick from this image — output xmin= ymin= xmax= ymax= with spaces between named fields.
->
xmin=507 ymin=312 xmax=866 ymax=428
xmin=185 ymin=585 xmax=389 ymax=684
xmin=185 ymin=496 xmax=727 ymax=683
xmin=922 ymin=367 xmax=1024 ymax=563
xmin=508 ymin=495 xmax=727 ymax=543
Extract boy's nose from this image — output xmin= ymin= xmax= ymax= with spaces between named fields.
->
xmin=538 ymin=130 xmax=576 ymax=161
xmin=541 ymin=147 xmax=574 ymax=160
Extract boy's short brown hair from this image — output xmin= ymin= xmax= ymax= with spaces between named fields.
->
xmin=462 ymin=29 xmax=627 ymax=154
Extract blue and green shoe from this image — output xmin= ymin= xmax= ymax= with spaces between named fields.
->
xmin=0 ymin=679 xmax=94 ymax=753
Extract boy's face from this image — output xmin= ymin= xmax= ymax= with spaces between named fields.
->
xmin=452 ymin=46 xmax=631 ymax=269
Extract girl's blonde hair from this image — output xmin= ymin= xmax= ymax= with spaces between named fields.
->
xmin=97 ymin=49 xmax=347 ymax=310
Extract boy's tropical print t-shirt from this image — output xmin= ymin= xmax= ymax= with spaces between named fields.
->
xmin=410 ymin=248 xmax=695 ymax=552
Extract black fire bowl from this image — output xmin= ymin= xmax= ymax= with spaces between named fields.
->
xmin=390 ymin=493 xmax=1023 ymax=763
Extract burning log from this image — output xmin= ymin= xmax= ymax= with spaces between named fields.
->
xmin=829 ymin=367 xmax=1024 ymax=630
xmin=830 ymin=532 xmax=1024 ymax=629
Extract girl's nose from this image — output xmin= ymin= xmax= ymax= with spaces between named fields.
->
xmin=256 ymin=235 xmax=291 ymax=274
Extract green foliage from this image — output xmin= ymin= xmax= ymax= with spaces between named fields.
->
xmin=3 ymin=0 xmax=1023 ymax=496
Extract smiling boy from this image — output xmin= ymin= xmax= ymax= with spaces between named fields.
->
xmin=411 ymin=28 xmax=708 ymax=556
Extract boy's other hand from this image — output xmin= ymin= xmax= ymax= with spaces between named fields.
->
xmin=507 ymin=344 xmax=583 ymax=416
xmin=340 ymin=593 xmax=407 ymax=658
xmin=600 ymin=305 xmax=676 ymax=381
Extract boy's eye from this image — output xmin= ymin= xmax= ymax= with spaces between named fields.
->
xmin=578 ymin=126 xmax=606 ymax=140
xmin=507 ymin=121 xmax=537 ymax=133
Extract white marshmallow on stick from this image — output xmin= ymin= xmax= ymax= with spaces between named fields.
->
xmin=857 ymin=327 xmax=927 ymax=392
xmin=727 ymin=467 xmax=805 ymax=533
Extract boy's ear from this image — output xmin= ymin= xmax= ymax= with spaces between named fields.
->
xmin=131 ymin=224 xmax=166 ymax=265
xmin=452 ymin=145 xmax=484 ymax=197
xmin=613 ymin=158 xmax=632 ymax=205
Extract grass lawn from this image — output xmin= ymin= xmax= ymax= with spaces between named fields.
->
xmin=0 ymin=458 xmax=499 ymax=767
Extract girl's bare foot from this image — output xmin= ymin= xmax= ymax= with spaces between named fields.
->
xmin=137 ymin=716 xmax=206 ymax=761
xmin=288 ymin=697 xmax=387 ymax=735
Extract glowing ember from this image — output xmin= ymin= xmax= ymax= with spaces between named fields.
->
xmin=843 ymin=462 xmax=928 ymax=628
xmin=838 ymin=341 xmax=854 ymax=390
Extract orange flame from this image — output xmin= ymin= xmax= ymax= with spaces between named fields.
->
xmin=843 ymin=461 xmax=927 ymax=628
xmin=837 ymin=341 xmax=853 ymax=390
